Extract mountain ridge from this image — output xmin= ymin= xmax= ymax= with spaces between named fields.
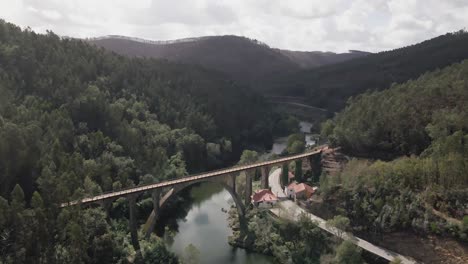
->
xmin=270 ymin=29 xmax=468 ymax=111
xmin=88 ymin=35 xmax=370 ymax=89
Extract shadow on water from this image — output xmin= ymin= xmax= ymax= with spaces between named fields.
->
xmin=153 ymin=182 xmax=218 ymax=237
xmin=154 ymin=182 xmax=274 ymax=264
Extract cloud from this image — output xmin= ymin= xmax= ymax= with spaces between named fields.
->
xmin=0 ymin=0 xmax=467 ymax=52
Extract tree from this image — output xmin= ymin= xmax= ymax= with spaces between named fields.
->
xmin=238 ymin=150 xmax=259 ymax=165
xmin=31 ymin=191 xmax=48 ymax=261
xmin=390 ymin=258 xmax=403 ymax=264
xmin=333 ymin=240 xmax=363 ymax=264
xmin=287 ymin=133 xmax=305 ymax=155
xmin=10 ymin=185 xmax=25 ymax=213
xmin=326 ymin=215 xmax=351 ymax=239
xmin=140 ymin=237 xmax=179 ymax=264
xmin=281 ymin=163 xmax=289 ymax=187
xmin=183 ymin=243 xmax=200 ymax=264
xmin=294 ymin=159 xmax=303 ymax=182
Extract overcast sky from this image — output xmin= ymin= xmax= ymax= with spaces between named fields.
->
xmin=1 ymin=0 xmax=467 ymax=52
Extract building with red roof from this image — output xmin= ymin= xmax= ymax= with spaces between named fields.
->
xmin=285 ymin=182 xmax=316 ymax=200
xmin=251 ymin=189 xmax=278 ymax=208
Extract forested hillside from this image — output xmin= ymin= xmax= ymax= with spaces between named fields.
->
xmin=323 ymin=59 xmax=468 ymax=159
xmin=89 ymin=35 xmax=369 ymax=90
xmin=320 ymin=60 xmax=468 ymax=243
xmin=273 ymin=30 xmax=468 ymax=111
xmin=0 ymin=20 xmax=275 ymax=263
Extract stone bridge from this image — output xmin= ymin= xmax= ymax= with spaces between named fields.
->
xmin=61 ymin=148 xmax=324 ymax=250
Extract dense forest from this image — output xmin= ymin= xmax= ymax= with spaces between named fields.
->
xmin=320 ymin=60 xmax=468 ymax=243
xmin=0 ymin=20 xmax=282 ymax=263
xmin=229 ymin=209 xmax=366 ymax=264
xmin=271 ymin=30 xmax=468 ymax=111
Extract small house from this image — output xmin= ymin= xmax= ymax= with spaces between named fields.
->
xmin=251 ymin=189 xmax=278 ymax=208
xmin=285 ymin=182 xmax=315 ymax=200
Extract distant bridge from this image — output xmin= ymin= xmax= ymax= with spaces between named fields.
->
xmin=60 ymin=148 xmax=324 ymax=251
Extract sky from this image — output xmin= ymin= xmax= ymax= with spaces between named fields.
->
xmin=1 ymin=0 xmax=467 ymax=52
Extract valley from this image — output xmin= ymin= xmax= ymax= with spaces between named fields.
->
xmin=1 ymin=9 xmax=467 ymax=264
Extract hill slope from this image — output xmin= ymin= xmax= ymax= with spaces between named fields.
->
xmin=272 ymin=30 xmax=468 ymax=111
xmin=0 ymin=19 xmax=277 ymax=199
xmin=319 ymin=61 xmax=468 ymax=246
xmin=277 ymin=49 xmax=369 ymax=68
xmin=89 ymin=35 xmax=369 ymax=89
xmin=323 ymin=59 xmax=468 ymax=159
xmin=0 ymin=19 xmax=287 ymax=263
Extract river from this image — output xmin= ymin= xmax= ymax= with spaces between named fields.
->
xmin=270 ymin=121 xmax=316 ymax=154
xmin=161 ymin=121 xmax=314 ymax=263
xmin=163 ymin=182 xmax=273 ymax=263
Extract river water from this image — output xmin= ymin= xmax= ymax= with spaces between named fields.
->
xmin=270 ymin=121 xmax=316 ymax=154
xmin=165 ymin=182 xmax=273 ymax=263
xmin=162 ymin=121 xmax=314 ymax=263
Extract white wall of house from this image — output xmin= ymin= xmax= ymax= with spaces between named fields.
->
xmin=285 ymin=186 xmax=295 ymax=199
xmin=256 ymin=200 xmax=278 ymax=208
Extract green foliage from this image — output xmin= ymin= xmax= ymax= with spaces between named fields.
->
xmin=273 ymin=114 xmax=300 ymax=137
xmin=389 ymin=258 xmax=403 ymax=264
xmin=281 ymin=164 xmax=289 ymax=187
xmin=140 ymin=237 xmax=179 ymax=264
xmin=327 ymin=60 xmax=468 ymax=159
xmin=462 ymin=216 xmax=468 ymax=233
xmin=332 ymin=240 xmax=363 ymax=264
xmin=272 ymin=30 xmax=468 ymax=111
xmin=182 ymin=243 xmax=200 ymax=264
xmin=238 ymin=150 xmax=259 ymax=165
xmin=326 ymin=215 xmax=351 ymax=239
xmin=0 ymin=20 xmax=278 ymax=263
xmin=236 ymin=209 xmax=330 ymax=263
xmin=286 ymin=133 xmax=306 ymax=154
xmin=321 ymin=155 xmax=468 ymax=240
xmin=324 ymin=60 xmax=468 ymax=192
xmin=295 ymin=159 xmax=303 ymax=183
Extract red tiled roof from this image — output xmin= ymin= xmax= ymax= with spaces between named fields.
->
xmin=251 ymin=189 xmax=278 ymax=203
xmin=287 ymin=182 xmax=315 ymax=195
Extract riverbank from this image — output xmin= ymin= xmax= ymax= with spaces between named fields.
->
xmin=159 ymin=182 xmax=274 ymax=263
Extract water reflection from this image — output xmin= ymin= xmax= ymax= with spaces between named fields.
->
xmin=270 ymin=121 xmax=316 ymax=155
xmin=161 ymin=183 xmax=273 ymax=264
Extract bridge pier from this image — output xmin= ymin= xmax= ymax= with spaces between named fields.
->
xmin=281 ymin=162 xmax=289 ymax=187
xmin=245 ymin=170 xmax=253 ymax=205
xmin=97 ymin=199 xmax=113 ymax=219
xmin=295 ymin=159 xmax=303 ymax=182
xmin=260 ymin=166 xmax=269 ymax=189
xmin=228 ymin=173 xmax=236 ymax=193
xmin=144 ymin=189 xmax=161 ymax=239
xmin=308 ymin=152 xmax=322 ymax=181
xmin=128 ymin=194 xmax=140 ymax=251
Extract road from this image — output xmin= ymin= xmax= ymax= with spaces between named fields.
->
xmin=267 ymin=169 xmax=417 ymax=264
xmin=265 ymin=95 xmax=329 ymax=112
xmin=268 ymin=168 xmax=286 ymax=199
xmin=275 ymin=101 xmax=330 ymax=112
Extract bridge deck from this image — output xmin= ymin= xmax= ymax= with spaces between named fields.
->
xmin=60 ymin=149 xmax=322 ymax=207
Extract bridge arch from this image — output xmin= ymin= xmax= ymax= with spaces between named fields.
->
xmin=144 ymin=175 xmax=245 ymax=238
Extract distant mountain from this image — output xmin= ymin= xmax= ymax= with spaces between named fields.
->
xmin=88 ymin=35 xmax=370 ymax=89
xmin=270 ymin=30 xmax=468 ymax=111
xmin=276 ymin=49 xmax=369 ymax=68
